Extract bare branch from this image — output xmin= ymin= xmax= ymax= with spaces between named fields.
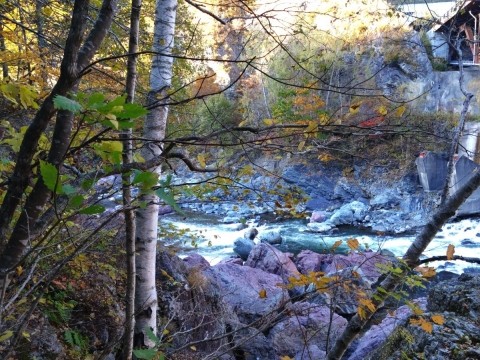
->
xmin=184 ymin=0 xmax=226 ymax=25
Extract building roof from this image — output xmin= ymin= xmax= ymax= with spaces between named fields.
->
xmin=434 ymin=0 xmax=480 ymax=31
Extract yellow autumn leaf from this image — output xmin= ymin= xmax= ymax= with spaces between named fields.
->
xmin=359 ymin=298 xmax=376 ymax=312
xmin=377 ymin=105 xmax=388 ymax=116
xmin=238 ymin=165 xmax=253 ymax=177
xmin=263 ymin=118 xmax=275 ymax=126
xmin=446 ymin=244 xmax=455 ymax=260
xmin=238 ymin=120 xmax=248 ymax=127
xmin=318 ymin=153 xmax=334 ymax=162
xmin=357 ymin=306 xmax=367 ymax=320
xmin=190 ymin=345 xmax=197 ymax=351
xmin=259 ymin=288 xmax=267 ymax=299
xmin=197 ymin=153 xmax=206 ymax=169
xmin=0 ymin=330 xmax=13 ymax=342
xmin=347 ymin=238 xmax=359 ymax=250
xmin=297 ymin=141 xmax=305 ymax=151
xmin=395 ymin=104 xmax=406 ymax=117
xmin=16 ymin=266 xmax=23 ymax=276
xmin=349 ymin=103 xmax=361 ymax=114
xmin=319 ymin=113 xmax=330 ymax=125
xmin=431 ymin=314 xmax=445 ymax=325
xmin=305 ymin=120 xmax=317 ymax=133
xmin=280 ymin=356 xmax=293 ymax=360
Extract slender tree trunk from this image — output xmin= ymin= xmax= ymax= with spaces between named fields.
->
xmin=35 ymin=0 xmax=49 ymax=83
xmin=0 ymin=20 xmax=8 ymax=79
xmin=134 ymin=0 xmax=177 ymax=348
xmin=0 ymin=0 xmax=117 ymax=303
xmin=122 ymin=0 xmax=142 ymax=357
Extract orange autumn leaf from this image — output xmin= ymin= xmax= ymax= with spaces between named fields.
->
xmin=416 ymin=266 xmax=436 ymax=278
xmin=259 ymin=288 xmax=267 ymax=299
xmin=446 ymin=244 xmax=455 ymax=261
xmin=431 ymin=314 xmax=445 ymax=325
xmin=347 ymin=238 xmax=359 ymax=250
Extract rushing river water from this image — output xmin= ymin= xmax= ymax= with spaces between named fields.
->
xmin=159 ymin=212 xmax=480 ymax=274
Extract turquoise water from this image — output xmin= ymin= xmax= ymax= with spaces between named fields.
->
xmin=159 ymin=213 xmax=480 ymax=274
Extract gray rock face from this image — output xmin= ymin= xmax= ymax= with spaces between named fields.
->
xmin=367 ymin=274 xmax=480 ymax=360
xmin=306 ymin=222 xmax=334 ymax=233
xmin=427 ymin=273 xmax=480 ymax=318
xmin=257 ymin=229 xmax=282 ymax=244
xmin=16 ymin=317 xmax=66 ymax=360
xmin=295 ymin=345 xmax=326 ymax=360
xmin=329 ymin=201 xmax=368 ymax=225
xmin=233 ymin=236 xmax=255 ymax=260
xmin=268 ymin=302 xmax=347 ymax=358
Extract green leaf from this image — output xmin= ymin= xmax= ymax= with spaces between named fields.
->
xmin=156 ymin=188 xmax=184 ymax=215
xmin=133 ymin=171 xmax=159 ymax=191
xmin=79 ymin=204 xmax=106 ymax=215
xmin=0 ymin=330 xmax=13 ymax=342
xmin=40 ymin=160 xmax=60 ymax=193
xmin=133 ymin=349 xmax=158 ymax=360
xmin=69 ymin=195 xmax=84 ymax=209
xmin=93 ymin=141 xmax=123 ymax=165
xmin=98 ymin=95 xmax=126 ymax=113
xmin=81 ymin=179 xmax=94 ymax=191
xmin=62 ymin=184 xmax=76 ymax=195
xmin=117 ymin=103 xmax=148 ymax=119
xmin=145 ymin=328 xmax=160 ymax=346
xmin=87 ymin=93 xmax=105 ymax=109
xmin=53 ymin=95 xmax=83 ymax=113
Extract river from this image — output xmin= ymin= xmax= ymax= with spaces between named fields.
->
xmin=159 ymin=212 xmax=480 ymax=274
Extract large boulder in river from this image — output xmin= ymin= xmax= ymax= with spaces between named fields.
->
xmin=329 ymin=201 xmax=368 ymax=225
xmin=268 ymin=302 xmax=347 ymax=358
xmin=306 ymin=222 xmax=334 ymax=233
xmin=257 ymin=229 xmax=282 ymax=244
xmin=233 ymin=236 xmax=255 ymax=260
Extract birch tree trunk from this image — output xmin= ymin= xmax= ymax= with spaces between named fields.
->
xmin=134 ymin=0 xmax=177 ymax=348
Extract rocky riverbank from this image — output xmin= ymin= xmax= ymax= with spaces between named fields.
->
xmin=153 ymin=243 xmax=480 ymax=359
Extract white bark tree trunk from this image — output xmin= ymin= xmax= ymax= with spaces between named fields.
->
xmin=134 ymin=0 xmax=177 ymax=348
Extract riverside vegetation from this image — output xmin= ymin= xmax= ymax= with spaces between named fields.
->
xmin=0 ymin=0 xmax=480 ymax=359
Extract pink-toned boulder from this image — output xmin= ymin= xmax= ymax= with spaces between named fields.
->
xmin=322 ymin=250 xmax=396 ymax=284
xmin=295 ymin=250 xmax=325 ymax=274
xmin=310 ymin=210 xmax=327 ymax=223
xmin=206 ymin=262 xmax=290 ymax=324
xmin=182 ymin=253 xmax=210 ymax=270
xmin=268 ymin=302 xmax=347 ymax=357
xmin=245 ymin=243 xmax=300 ymax=282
